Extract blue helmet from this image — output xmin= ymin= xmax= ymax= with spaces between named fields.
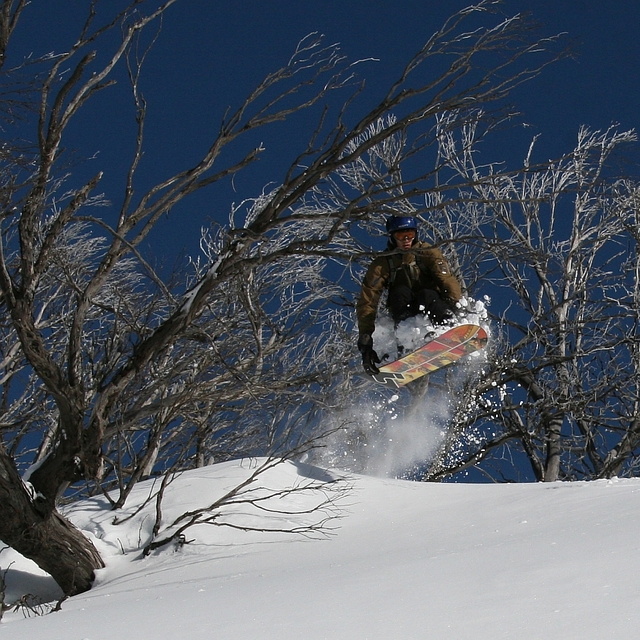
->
xmin=386 ymin=215 xmax=418 ymax=235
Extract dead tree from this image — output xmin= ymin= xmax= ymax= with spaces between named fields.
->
xmin=0 ymin=0 xmax=563 ymax=593
xmin=426 ymin=123 xmax=640 ymax=482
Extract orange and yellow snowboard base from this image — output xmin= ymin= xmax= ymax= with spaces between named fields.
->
xmin=371 ymin=323 xmax=488 ymax=389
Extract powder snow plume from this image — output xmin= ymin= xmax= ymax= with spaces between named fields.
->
xmin=321 ymin=378 xmax=452 ymax=478
xmin=321 ymin=298 xmax=490 ymax=478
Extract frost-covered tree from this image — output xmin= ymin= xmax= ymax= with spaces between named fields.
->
xmin=426 ymin=123 xmax=640 ymax=482
xmin=0 ymin=0 xmax=563 ymax=595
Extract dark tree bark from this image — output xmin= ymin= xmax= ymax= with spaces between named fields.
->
xmin=0 ymin=445 xmax=104 ymax=595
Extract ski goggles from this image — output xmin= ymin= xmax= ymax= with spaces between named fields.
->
xmin=393 ymin=230 xmax=416 ymax=242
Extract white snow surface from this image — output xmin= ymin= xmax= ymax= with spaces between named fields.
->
xmin=2 ymin=458 xmax=640 ymax=639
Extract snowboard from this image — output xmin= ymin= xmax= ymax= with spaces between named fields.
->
xmin=371 ymin=323 xmax=488 ymax=389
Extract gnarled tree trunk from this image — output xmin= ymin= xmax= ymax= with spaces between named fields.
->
xmin=0 ymin=445 xmax=103 ymax=596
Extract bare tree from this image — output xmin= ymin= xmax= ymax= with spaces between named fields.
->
xmin=424 ymin=122 xmax=640 ymax=482
xmin=0 ymin=0 xmax=564 ymax=595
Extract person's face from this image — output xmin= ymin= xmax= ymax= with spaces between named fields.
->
xmin=393 ymin=229 xmax=416 ymax=250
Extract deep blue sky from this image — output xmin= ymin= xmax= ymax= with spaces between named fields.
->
xmin=13 ymin=0 xmax=640 ymax=261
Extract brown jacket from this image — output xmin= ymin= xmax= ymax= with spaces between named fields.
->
xmin=356 ymin=241 xmax=462 ymax=335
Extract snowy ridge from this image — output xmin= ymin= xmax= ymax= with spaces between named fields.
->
xmin=1 ymin=460 xmax=640 ymax=639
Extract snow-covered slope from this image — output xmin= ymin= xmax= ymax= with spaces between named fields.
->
xmin=2 ymin=460 xmax=640 ymax=639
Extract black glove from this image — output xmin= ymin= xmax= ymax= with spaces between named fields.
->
xmin=358 ymin=333 xmax=381 ymax=376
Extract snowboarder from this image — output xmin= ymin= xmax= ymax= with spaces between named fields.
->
xmin=356 ymin=215 xmax=463 ymax=375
